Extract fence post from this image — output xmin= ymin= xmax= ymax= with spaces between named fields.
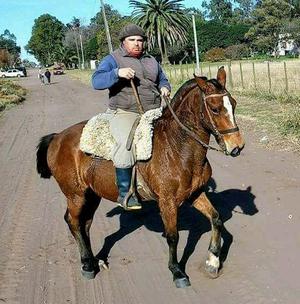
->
xmin=239 ymin=61 xmax=244 ymax=89
xmin=283 ymin=61 xmax=288 ymax=93
xmin=267 ymin=61 xmax=271 ymax=93
xmin=200 ymin=62 xmax=203 ymax=75
xmin=186 ymin=61 xmax=189 ymax=79
xmin=252 ymin=61 xmax=256 ymax=89
xmin=208 ymin=63 xmax=212 ymax=78
xmin=228 ymin=61 xmax=233 ymax=89
xmin=180 ymin=62 xmax=183 ymax=82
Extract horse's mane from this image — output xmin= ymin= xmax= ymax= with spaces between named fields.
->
xmin=171 ymin=79 xmax=198 ymax=107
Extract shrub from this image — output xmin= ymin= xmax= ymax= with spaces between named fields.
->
xmin=204 ymin=47 xmax=226 ymax=62
xmin=224 ymin=44 xmax=250 ymax=60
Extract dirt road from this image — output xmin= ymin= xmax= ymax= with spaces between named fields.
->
xmin=0 ymin=71 xmax=299 ymax=304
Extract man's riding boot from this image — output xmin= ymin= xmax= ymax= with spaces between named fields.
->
xmin=115 ymin=168 xmax=142 ymax=210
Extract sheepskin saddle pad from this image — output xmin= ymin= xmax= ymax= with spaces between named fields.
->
xmin=79 ymin=108 xmax=163 ymax=161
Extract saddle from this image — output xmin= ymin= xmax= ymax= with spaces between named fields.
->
xmin=79 ymin=108 xmax=163 ymax=161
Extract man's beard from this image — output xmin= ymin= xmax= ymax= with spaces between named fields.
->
xmin=128 ymin=49 xmax=143 ymax=58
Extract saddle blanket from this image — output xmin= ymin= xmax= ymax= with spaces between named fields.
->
xmin=79 ymin=108 xmax=163 ymax=161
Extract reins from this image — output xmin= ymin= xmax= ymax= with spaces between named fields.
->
xmin=162 ymin=95 xmax=225 ymax=153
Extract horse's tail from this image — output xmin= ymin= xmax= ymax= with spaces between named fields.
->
xmin=36 ymin=133 xmax=56 ymax=178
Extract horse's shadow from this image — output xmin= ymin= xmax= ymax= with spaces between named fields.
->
xmin=95 ymin=179 xmax=258 ymax=271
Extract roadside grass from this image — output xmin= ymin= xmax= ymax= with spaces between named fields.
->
xmin=66 ymin=69 xmax=93 ymax=86
xmin=66 ymin=68 xmax=300 ymax=151
xmin=0 ymin=80 xmax=26 ymax=112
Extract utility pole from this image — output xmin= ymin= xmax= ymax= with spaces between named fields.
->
xmin=79 ymin=31 xmax=85 ymax=69
xmin=74 ymin=31 xmax=81 ymax=69
xmin=100 ymin=0 xmax=113 ymax=53
xmin=192 ymin=15 xmax=200 ymax=74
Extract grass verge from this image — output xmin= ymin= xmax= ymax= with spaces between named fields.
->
xmin=0 ymin=80 xmax=27 ymax=112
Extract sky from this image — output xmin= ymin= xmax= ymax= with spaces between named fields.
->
xmin=0 ymin=0 xmax=204 ymax=63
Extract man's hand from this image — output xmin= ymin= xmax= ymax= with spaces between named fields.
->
xmin=118 ymin=68 xmax=135 ymax=79
xmin=160 ymin=86 xmax=170 ymax=97
xmin=160 ymin=87 xmax=171 ymax=108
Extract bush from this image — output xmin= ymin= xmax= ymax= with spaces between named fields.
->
xmin=204 ymin=48 xmax=226 ymax=62
xmin=224 ymin=44 xmax=250 ymax=60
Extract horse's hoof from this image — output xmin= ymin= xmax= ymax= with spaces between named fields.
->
xmin=81 ymin=267 xmax=96 ymax=280
xmin=174 ymin=277 xmax=191 ymax=288
xmin=205 ymin=264 xmax=219 ymax=279
xmin=98 ymin=259 xmax=109 ymax=270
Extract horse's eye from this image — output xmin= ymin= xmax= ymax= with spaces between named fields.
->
xmin=211 ymin=108 xmax=219 ymax=115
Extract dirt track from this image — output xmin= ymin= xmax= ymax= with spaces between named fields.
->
xmin=0 ymin=71 xmax=299 ymax=304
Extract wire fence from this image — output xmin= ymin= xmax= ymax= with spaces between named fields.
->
xmin=162 ymin=59 xmax=300 ymax=95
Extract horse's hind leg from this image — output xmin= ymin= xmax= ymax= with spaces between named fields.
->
xmin=193 ymin=192 xmax=222 ymax=278
xmin=159 ymin=199 xmax=191 ymax=288
xmin=64 ymin=189 xmax=101 ymax=279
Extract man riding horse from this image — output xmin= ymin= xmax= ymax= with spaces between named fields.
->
xmin=92 ymin=23 xmax=171 ymax=211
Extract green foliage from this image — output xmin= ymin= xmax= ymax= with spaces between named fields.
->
xmin=204 ymin=47 xmax=226 ymax=61
xmin=246 ymin=0 xmax=291 ymax=53
xmin=130 ymin=0 xmax=190 ymax=64
xmin=92 ymin=5 xmax=133 ymax=58
xmin=0 ymin=30 xmax=21 ymax=66
xmin=26 ymin=14 xmax=66 ymax=65
xmin=202 ymin=0 xmax=233 ymax=23
xmin=279 ymin=108 xmax=300 ymax=137
xmin=197 ymin=20 xmax=250 ymax=54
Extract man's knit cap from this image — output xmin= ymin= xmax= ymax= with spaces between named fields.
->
xmin=119 ymin=24 xmax=146 ymax=41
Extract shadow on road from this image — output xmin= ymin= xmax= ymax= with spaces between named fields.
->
xmin=95 ymin=178 xmax=258 ymax=271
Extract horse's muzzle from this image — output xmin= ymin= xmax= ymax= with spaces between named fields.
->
xmin=230 ymin=145 xmax=244 ymax=157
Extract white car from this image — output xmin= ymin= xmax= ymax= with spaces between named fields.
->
xmin=1 ymin=69 xmax=25 ymax=78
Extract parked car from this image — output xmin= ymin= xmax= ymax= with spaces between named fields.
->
xmin=1 ymin=69 xmax=25 ymax=78
xmin=53 ymin=67 xmax=64 ymax=75
xmin=16 ymin=67 xmax=27 ymax=77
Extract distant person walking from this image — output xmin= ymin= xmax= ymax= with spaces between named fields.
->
xmin=44 ymin=69 xmax=51 ymax=84
xmin=38 ymin=69 xmax=44 ymax=84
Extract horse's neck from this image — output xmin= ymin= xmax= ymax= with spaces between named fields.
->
xmin=156 ymin=90 xmax=210 ymax=158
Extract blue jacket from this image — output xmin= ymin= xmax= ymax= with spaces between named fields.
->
xmin=92 ymin=54 xmax=171 ymax=91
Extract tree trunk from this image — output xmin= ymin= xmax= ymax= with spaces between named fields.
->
xmin=162 ymin=36 xmax=170 ymax=65
xmin=157 ymin=30 xmax=164 ymax=64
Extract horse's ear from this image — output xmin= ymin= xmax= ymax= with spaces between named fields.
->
xmin=217 ymin=66 xmax=226 ymax=88
xmin=194 ymin=74 xmax=208 ymax=92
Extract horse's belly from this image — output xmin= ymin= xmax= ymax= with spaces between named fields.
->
xmin=137 ymin=172 xmax=157 ymax=201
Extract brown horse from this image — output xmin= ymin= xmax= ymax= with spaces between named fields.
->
xmin=36 ymin=67 xmax=244 ymax=288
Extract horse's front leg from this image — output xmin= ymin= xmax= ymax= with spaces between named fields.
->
xmin=193 ymin=192 xmax=222 ymax=278
xmin=159 ymin=199 xmax=191 ymax=288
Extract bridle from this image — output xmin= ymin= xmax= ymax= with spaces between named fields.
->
xmin=162 ymin=92 xmax=239 ymax=154
xmin=202 ymin=93 xmax=239 ymax=137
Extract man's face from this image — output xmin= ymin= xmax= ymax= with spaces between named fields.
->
xmin=123 ymin=35 xmax=144 ymax=54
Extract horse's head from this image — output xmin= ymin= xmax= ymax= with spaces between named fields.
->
xmin=194 ymin=67 xmax=245 ymax=157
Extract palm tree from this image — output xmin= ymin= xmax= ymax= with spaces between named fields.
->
xmin=130 ymin=0 xmax=190 ymax=64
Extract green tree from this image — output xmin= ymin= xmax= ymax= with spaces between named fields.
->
xmin=90 ymin=5 xmax=132 ymax=58
xmin=287 ymin=0 xmax=300 ymax=17
xmin=202 ymin=0 xmax=233 ymax=23
xmin=26 ymin=14 xmax=65 ymax=65
xmin=130 ymin=0 xmax=190 ymax=64
xmin=197 ymin=20 xmax=250 ymax=53
xmin=0 ymin=30 xmax=21 ymax=65
xmin=246 ymin=0 xmax=291 ymax=54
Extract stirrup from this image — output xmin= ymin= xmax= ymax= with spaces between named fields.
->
xmin=118 ymin=192 xmax=142 ymax=211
